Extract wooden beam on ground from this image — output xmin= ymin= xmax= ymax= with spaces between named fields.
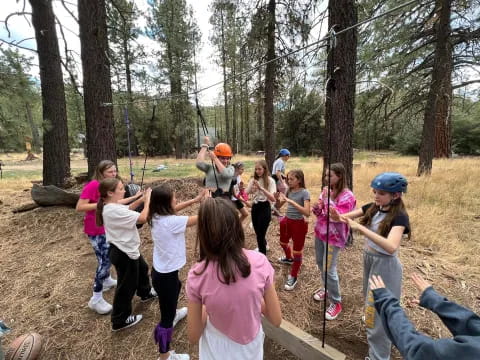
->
xmin=262 ymin=317 xmax=346 ymax=360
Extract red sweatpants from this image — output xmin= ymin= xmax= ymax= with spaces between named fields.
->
xmin=279 ymin=216 xmax=308 ymax=277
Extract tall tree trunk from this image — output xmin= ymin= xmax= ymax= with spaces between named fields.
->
xmin=29 ymin=0 xmax=71 ymax=187
xmin=25 ymin=102 xmax=41 ymax=153
xmin=220 ymin=10 xmax=230 ymax=144
xmin=433 ymin=0 xmax=453 ymax=158
xmin=245 ymin=77 xmax=250 ymax=148
xmin=264 ymin=0 xmax=276 ymax=171
xmin=78 ymin=0 xmax=116 ymax=177
xmin=123 ymin=36 xmax=139 ymax=156
xmin=239 ymin=74 xmax=244 ymax=153
xmin=418 ymin=0 xmax=452 ymax=174
xmin=323 ymin=0 xmax=357 ymax=189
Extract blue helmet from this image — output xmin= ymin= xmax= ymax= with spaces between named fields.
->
xmin=278 ymin=148 xmax=290 ymax=157
xmin=371 ymin=172 xmax=408 ymax=193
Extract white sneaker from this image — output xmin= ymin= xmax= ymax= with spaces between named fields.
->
xmin=164 ymin=350 xmax=190 ymax=360
xmin=173 ymin=307 xmax=188 ymax=327
xmin=88 ymin=297 xmax=112 ymax=315
xmin=102 ymin=277 xmax=117 ymax=291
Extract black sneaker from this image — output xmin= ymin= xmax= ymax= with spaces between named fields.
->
xmin=140 ymin=288 xmax=158 ymax=303
xmin=112 ymin=314 xmax=143 ymax=331
xmin=278 ymin=257 xmax=294 ymax=265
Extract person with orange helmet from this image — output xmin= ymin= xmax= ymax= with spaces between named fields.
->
xmin=196 ymin=136 xmax=235 ymax=198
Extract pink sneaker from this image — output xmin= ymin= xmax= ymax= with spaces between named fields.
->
xmin=313 ymin=289 xmax=328 ymax=302
xmin=325 ymin=302 xmax=342 ymax=320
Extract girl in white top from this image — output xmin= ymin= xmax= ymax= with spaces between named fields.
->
xmin=148 ymin=184 xmax=207 ymax=360
xmin=96 ymin=178 xmax=155 ymax=332
xmin=246 ymin=160 xmax=276 ymax=255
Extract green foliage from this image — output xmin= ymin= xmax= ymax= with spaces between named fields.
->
xmin=276 ymin=84 xmax=324 ymax=155
xmin=452 ymin=100 xmax=480 ymax=155
xmin=0 ymin=49 xmax=42 ymax=152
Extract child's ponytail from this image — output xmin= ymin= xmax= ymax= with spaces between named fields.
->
xmin=96 ymin=201 xmax=105 ymax=227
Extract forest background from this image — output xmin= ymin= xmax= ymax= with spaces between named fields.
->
xmin=0 ymin=0 xmax=479 ymax=186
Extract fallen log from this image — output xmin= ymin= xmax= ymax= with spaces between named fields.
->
xmin=12 ymin=203 xmax=40 ymax=213
xmin=31 ymin=184 xmax=80 ymax=207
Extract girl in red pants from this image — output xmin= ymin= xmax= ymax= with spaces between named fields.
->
xmin=275 ymin=169 xmax=310 ymax=290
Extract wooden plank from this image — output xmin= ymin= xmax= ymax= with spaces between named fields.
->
xmin=262 ymin=317 xmax=346 ymax=360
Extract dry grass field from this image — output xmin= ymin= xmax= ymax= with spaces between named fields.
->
xmin=0 ymin=152 xmax=479 ymax=359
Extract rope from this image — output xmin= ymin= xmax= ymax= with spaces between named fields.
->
xmin=321 ymin=24 xmax=337 ymax=348
xmin=124 ymin=107 xmax=134 ymax=184
xmin=140 ymin=104 xmax=156 ymax=189
xmin=195 ymin=96 xmax=220 ymax=192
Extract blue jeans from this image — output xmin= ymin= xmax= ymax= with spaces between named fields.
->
xmin=88 ymin=234 xmax=111 ymax=292
xmin=314 ymin=238 xmax=341 ymax=303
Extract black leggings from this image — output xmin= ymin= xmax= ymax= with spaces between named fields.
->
xmin=151 ymin=269 xmax=181 ymax=329
xmin=251 ymin=201 xmax=272 ymax=255
xmin=109 ymin=244 xmax=151 ymax=326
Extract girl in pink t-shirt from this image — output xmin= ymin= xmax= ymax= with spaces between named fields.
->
xmin=186 ymin=198 xmax=282 ymax=360
xmin=76 ymin=160 xmax=142 ymax=315
xmin=312 ymin=162 xmax=356 ymax=321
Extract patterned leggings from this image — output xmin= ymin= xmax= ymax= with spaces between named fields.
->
xmin=88 ymin=234 xmax=111 ymax=292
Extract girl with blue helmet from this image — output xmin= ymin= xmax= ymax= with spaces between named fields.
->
xmin=272 ymin=148 xmax=290 ymax=194
xmin=331 ymin=172 xmax=410 ymax=360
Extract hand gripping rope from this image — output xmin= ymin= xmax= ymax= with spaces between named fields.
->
xmin=195 ymin=95 xmax=220 ymax=192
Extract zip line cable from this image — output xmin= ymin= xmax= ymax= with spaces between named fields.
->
xmin=102 ymin=0 xmax=430 ymax=108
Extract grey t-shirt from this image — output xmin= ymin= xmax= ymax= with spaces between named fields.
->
xmin=196 ymin=162 xmax=235 ymax=192
xmin=286 ymin=188 xmax=310 ymax=220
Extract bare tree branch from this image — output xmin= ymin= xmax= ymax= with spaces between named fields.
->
xmin=3 ymin=11 xmax=32 ymax=37
xmin=60 ymin=0 xmax=78 ymax=23
xmin=452 ymin=79 xmax=480 ymax=90
xmin=0 ymin=38 xmax=37 ymax=53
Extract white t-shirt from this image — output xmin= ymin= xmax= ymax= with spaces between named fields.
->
xmin=272 ymin=158 xmax=285 ymax=177
xmin=103 ymin=203 xmax=141 ymax=259
xmin=151 ymin=214 xmax=189 ymax=273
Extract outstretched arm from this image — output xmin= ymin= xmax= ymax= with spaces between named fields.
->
xmin=412 ymin=273 xmax=480 ymax=337
xmin=371 ymin=275 xmax=480 ymax=359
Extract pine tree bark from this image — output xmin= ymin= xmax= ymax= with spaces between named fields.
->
xmin=264 ymin=0 xmax=276 ymax=171
xmin=418 ymin=0 xmax=452 ymax=174
xmin=323 ymin=0 xmax=357 ymax=189
xmin=78 ymin=0 xmax=117 ymax=177
xmin=29 ymin=0 xmax=71 ymax=187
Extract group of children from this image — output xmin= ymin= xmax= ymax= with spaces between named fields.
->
xmin=74 ymin=140 xmax=475 ymax=360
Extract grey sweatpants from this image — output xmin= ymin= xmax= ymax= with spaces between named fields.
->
xmin=363 ymin=250 xmax=402 ymax=360
xmin=315 ymin=238 xmax=342 ymax=303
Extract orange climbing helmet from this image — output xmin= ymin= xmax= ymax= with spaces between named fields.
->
xmin=214 ymin=143 xmax=233 ymax=157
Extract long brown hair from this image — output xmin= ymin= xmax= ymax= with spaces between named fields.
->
xmin=326 ymin=162 xmax=347 ymax=199
xmin=360 ymin=198 xmax=410 ymax=238
xmin=148 ymin=184 xmax=175 ymax=225
xmin=96 ymin=178 xmax=121 ymax=226
xmin=194 ymin=197 xmax=250 ymax=284
xmin=253 ymin=160 xmax=271 ymax=187
xmin=93 ymin=160 xmax=119 ymax=181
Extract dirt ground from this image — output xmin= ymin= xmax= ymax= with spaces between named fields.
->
xmin=0 ymin=177 xmax=479 ymax=360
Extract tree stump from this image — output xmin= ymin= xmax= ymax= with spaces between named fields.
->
xmin=31 ymin=184 xmax=79 ymax=207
